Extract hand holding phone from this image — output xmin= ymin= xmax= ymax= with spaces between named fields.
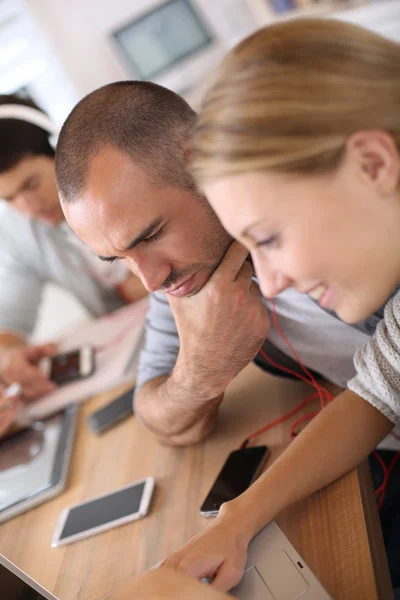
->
xmin=200 ymin=445 xmax=269 ymax=517
xmin=0 ymin=344 xmax=56 ymax=399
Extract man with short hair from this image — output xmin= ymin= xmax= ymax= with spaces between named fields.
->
xmin=56 ymin=81 xmax=372 ymax=447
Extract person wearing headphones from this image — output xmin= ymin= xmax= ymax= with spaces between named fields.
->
xmin=0 ymin=94 xmax=146 ymax=406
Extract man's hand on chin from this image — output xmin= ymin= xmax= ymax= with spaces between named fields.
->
xmin=168 ymin=241 xmax=270 ymax=398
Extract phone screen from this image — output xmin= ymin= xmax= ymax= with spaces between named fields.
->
xmin=57 ymin=481 xmax=147 ymax=541
xmin=200 ymin=446 xmax=268 ymax=514
xmin=50 ymin=350 xmax=81 ymax=384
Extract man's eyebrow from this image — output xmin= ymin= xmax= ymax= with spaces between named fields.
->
xmin=124 ymin=215 xmax=164 ymax=251
xmin=97 ymin=215 xmax=164 ymax=262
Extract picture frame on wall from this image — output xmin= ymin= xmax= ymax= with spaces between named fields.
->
xmin=111 ymin=0 xmax=214 ymax=81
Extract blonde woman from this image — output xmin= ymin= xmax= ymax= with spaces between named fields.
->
xmin=163 ymin=18 xmax=400 ymax=591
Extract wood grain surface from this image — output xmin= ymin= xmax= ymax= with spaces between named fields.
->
xmin=0 ymin=363 xmax=392 ymax=599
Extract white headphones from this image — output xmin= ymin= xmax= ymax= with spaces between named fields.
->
xmin=0 ymin=104 xmax=59 ymax=148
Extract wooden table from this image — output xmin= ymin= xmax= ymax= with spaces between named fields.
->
xmin=0 ymin=364 xmax=392 ymax=600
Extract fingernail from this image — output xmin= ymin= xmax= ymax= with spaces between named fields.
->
xmin=4 ymin=383 xmax=22 ymax=398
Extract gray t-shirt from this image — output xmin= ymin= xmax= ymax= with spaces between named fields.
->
xmin=136 ymin=287 xmax=372 ymax=395
xmin=0 ymin=207 xmax=125 ymax=338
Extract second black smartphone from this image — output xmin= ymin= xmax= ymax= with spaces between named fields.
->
xmin=87 ymin=386 xmax=135 ymax=434
xmin=40 ymin=345 xmax=95 ymax=386
xmin=200 ymin=445 xmax=269 ymax=517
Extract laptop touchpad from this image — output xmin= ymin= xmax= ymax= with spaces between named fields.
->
xmin=257 ymin=550 xmax=308 ymax=599
xmin=232 ymin=566 xmax=275 ymax=600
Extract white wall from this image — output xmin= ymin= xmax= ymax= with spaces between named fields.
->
xmin=335 ymin=0 xmax=400 ymax=41
xmin=24 ymin=0 xmax=400 ymax=113
xmin=25 ymin=0 xmax=257 ymax=102
xmin=0 ymin=0 xmax=78 ymax=123
xmin=25 ymin=0 xmax=138 ymax=99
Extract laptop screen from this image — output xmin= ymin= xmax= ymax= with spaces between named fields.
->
xmin=0 ymin=559 xmax=55 ymax=600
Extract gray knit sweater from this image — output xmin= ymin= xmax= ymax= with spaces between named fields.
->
xmin=349 ymin=290 xmax=400 ymax=424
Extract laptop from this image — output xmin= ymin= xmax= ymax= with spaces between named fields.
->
xmin=1 ymin=522 xmax=333 ymax=600
xmin=0 ymin=405 xmax=78 ymax=523
xmin=0 ymin=554 xmax=57 ymax=599
xmin=231 ymin=521 xmax=333 ymax=600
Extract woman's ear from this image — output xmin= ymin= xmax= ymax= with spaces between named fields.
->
xmin=346 ymin=130 xmax=400 ymax=197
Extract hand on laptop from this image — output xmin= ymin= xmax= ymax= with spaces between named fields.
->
xmin=168 ymin=242 xmax=270 ymax=399
xmin=108 ymin=567 xmax=230 ymax=599
xmin=0 ymin=343 xmax=57 ymax=399
xmin=160 ymin=507 xmax=251 ymax=592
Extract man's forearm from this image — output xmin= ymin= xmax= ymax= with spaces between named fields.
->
xmin=222 ymin=389 xmax=394 ymax=539
xmin=135 ymin=373 xmax=224 ymax=446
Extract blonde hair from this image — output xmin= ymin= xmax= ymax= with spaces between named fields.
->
xmin=190 ymin=18 xmax=400 ymax=187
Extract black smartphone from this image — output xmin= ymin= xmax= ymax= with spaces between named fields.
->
xmin=200 ymin=445 xmax=269 ymax=517
xmin=40 ymin=345 xmax=95 ymax=386
xmin=87 ymin=386 xmax=135 ymax=435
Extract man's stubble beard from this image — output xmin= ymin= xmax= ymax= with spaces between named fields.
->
xmin=159 ymin=197 xmax=233 ymax=296
xmin=185 ymin=199 xmax=233 ymax=295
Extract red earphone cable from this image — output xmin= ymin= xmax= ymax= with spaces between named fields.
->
xmin=240 ymin=297 xmax=398 ymax=509
xmin=240 ymin=300 xmax=333 ymax=448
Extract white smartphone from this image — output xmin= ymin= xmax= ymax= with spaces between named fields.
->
xmin=40 ymin=344 xmax=95 ymax=386
xmin=51 ymin=477 xmax=155 ymax=547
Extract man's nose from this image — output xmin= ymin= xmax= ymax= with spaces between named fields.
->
xmin=125 ymin=255 xmax=171 ymax=293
